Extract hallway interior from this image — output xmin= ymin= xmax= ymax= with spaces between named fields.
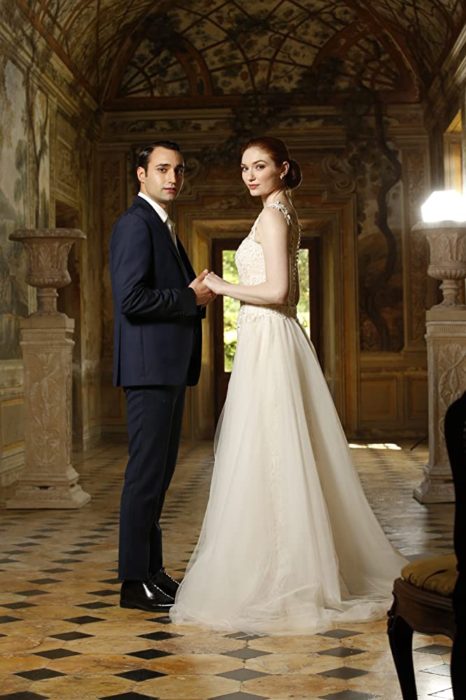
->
xmin=0 ymin=439 xmax=455 ymax=700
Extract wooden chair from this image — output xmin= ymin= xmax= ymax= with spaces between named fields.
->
xmin=387 ymin=391 xmax=466 ymax=699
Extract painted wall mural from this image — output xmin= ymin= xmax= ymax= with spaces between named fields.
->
xmin=338 ymin=92 xmax=405 ymax=353
xmin=0 ymin=48 xmax=50 ymax=359
xmin=358 ymin=182 xmax=404 ymax=352
xmin=0 ymin=58 xmax=29 ymax=359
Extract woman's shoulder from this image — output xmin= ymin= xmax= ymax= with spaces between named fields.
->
xmin=263 ymin=201 xmax=292 ymax=225
xmin=253 ymin=205 xmax=291 ymax=245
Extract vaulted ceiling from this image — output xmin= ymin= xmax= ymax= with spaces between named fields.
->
xmin=17 ymin=0 xmax=466 ymax=107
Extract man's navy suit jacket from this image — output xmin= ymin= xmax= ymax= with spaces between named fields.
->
xmin=110 ymin=196 xmax=203 ymax=388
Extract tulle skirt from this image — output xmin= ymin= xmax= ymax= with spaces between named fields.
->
xmin=170 ymin=307 xmax=406 ymax=635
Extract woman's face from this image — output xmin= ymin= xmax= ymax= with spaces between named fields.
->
xmin=241 ymin=146 xmax=285 ymax=199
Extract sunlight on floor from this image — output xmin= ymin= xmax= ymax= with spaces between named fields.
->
xmin=350 ymin=442 xmax=403 ymax=450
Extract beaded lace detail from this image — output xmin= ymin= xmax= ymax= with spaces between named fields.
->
xmin=235 ymin=202 xmax=300 ymax=325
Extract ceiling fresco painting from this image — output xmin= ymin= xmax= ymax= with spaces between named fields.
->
xmin=116 ymin=1 xmax=411 ymax=100
xmin=14 ymin=0 xmax=466 ymax=105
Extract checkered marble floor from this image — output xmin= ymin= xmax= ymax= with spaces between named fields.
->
xmin=0 ymin=439 xmax=455 ymax=699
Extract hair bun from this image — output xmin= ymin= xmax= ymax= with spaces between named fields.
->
xmin=285 ymin=159 xmax=302 ymax=190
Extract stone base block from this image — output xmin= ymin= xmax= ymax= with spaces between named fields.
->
xmin=5 ymin=482 xmax=91 ymax=509
xmin=413 ymin=473 xmax=455 ymax=503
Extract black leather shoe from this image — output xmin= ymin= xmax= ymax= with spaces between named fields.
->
xmin=120 ymin=580 xmax=174 ymax=612
xmin=150 ymin=568 xmax=180 ymax=598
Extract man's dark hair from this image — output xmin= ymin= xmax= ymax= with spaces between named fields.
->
xmin=136 ymin=141 xmax=182 ymax=173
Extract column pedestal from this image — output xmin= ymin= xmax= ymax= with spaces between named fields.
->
xmin=414 ymin=307 xmax=466 ymax=503
xmin=6 ymin=314 xmax=90 ymax=508
xmin=6 ymin=227 xmax=90 ymax=509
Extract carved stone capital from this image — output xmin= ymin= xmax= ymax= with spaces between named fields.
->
xmin=412 ymin=221 xmax=466 ymax=308
xmin=9 ymin=228 xmax=86 ymax=314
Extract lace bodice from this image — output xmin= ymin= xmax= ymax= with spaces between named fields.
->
xmin=235 ymin=202 xmax=300 ymax=322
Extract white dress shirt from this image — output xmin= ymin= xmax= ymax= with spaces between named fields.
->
xmin=138 ymin=192 xmax=178 ymax=249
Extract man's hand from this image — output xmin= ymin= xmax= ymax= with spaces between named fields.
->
xmin=189 ymin=270 xmax=217 ymax=306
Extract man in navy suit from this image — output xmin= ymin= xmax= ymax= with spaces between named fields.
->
xmin=110 ymin=141 xmax=214 ymax=612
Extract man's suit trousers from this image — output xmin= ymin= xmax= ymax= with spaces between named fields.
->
xmin=118 ymin=384 xmax=186 ymax=580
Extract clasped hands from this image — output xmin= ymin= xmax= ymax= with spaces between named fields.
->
xmin=189 ymin=269 xmax=225 ymax=306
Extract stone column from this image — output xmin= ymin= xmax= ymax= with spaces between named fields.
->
xmin=6 ymin=228 xmax=91 ymax=508
xmin=412 ymin=222 xmax=466 ymax=503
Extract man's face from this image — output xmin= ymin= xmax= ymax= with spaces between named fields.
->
xmin=137 ymin=147 xmax=185 ymax=209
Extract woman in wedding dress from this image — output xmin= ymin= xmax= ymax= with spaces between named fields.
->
xmin=170 ymin=136 xmax=406 ymax=635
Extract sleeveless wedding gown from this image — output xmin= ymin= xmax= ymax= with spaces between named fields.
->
xmin=170 ymin=202 xmax=406 ymax=635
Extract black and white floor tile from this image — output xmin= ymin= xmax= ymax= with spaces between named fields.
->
xmin=0 ymin=440 xmax=455 ymax=699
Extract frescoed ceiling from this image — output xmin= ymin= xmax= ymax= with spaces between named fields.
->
xmin=15 ymin=0 xmax=466 ymax=105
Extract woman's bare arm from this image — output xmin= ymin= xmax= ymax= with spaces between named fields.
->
xmin=204 ymin=207 xmax=289 ymax=305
